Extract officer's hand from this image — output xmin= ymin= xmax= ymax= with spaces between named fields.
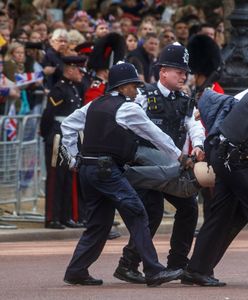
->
xmin=178 ymin=154 xmax=194 ymax=169
xmin=194 ymin=109 xmax=201 ymax=121
xmin=69 ymin=157 xmax=76 ymax=170
xmin=191 ymin=146 xmax=205 ymax=162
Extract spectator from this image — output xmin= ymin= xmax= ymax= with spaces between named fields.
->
xmin=11 ymin=28 xmax=29 ymax=43
xmin=2 ymin=42 xmax=32 ymax=114
xmin=0 ymin=24 xmax=11 ymax=44
xmin=173 ymin=20 xmax=189 ymax=46
xmin=0 ymin=24 xmax=11 ymax=55
xmin=25 ymin=32 xmax=45 ymax=113
xmin=18 ymin=21 xmax=32 ymax=36
xmin=124 ymin=32 xmax=138 ymax=53
xmin=41 ymin=29 xmax=69 ymax=91
xmin=198 ymin=23 xmax=215 ymax=40
xmin=120 ymin=17 xmax=133 ymax=35
xmin=31 ymin=20 xmax=49 ymax=42
xmin=137 ymin=20 xmax=156 ymax=44
xmin=70 ymin=10 xmax=91 ymax=40
xmin=3 ymin=42 xmax=26 ymax=82
xmin=110 ymin=20 xmax=122 ymax=35
xmin=214 ymin=19 xmax=225 ymax=49
xmin=94 ymin=19 xmax=110 ymax=40
xmin=0 ymin=51 xmax=20 ymax=115
xmin=68 ymin=29 xmax=86 ymax=50
xmin=159 ymin=28 xmax=176 ymax=50
xmin=127 ymin=32 xmax=159 ymax=83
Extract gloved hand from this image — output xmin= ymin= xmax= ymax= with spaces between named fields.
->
xmin=59 ymin=144 xmax=76 ymax=170
xmin=178 ymin=154 xmax=195 ymax=170
xmin=69 ymin=157 xmax=76 ymax=169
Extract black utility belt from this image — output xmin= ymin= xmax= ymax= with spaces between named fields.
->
xmin=79 ymin=155 xmax=113 ymax=166
xmin=79 ymin=155 xmax=114 ymax=180
xmin=218 ymin=141 xmax=248 ymax=162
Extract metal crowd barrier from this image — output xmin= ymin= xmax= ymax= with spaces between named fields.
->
xmin=0 ymin=113 xmax=45 ymax=223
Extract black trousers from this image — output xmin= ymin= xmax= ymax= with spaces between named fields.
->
xmin=119 ymin=190 xmax=198 ymax=270
xmin=188 ymin=146 xmax=248 ymax=275
xmin=65 ymin=163 xmax=165 ymax=280
xmin=45 ymin=141 xmax=73 ymax=223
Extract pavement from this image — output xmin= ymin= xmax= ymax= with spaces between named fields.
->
xmin=0 ymin=213 xmax=190 ymax=242
xmin=0 ymin=197 xmax=190 ymax=242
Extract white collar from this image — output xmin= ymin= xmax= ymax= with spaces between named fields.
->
xmin=157 ymin=80 xmax=171 ymax=97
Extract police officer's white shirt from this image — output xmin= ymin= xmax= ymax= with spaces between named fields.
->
xmin=61 ymin=91 xmax=181 ymax=160
xmin=135 ymin=80 xmax=205 ymax=153
xmin=235 ymin=88 xmax=248 ymax=101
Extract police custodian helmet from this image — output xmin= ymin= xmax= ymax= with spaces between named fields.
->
xmin=157 ymin=42 xmax=191 ymax=72
xmin=107 ymin=62 xmax=143 ymax=91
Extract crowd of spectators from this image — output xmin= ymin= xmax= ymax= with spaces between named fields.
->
xmin=0 ymin=0 xmax=229 ymax=234
xmin=0 ymin=0 xmax=227 ymax=116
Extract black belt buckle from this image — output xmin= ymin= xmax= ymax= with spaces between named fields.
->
xmin=97 ymin=156 xmax=112 ymax=180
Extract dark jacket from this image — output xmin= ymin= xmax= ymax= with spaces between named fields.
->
xmin=198 ymin=89 xmax=237 ymax=138
xmin=41 ymin=46 xmax=64 ymax=90
xmin=127 ymin=46 xmax=154 ymax=83
xmin=40 ymin=76 xmax=83 ymax=142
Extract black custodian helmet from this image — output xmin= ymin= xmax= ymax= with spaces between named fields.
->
xmin=187 ymin=34 xmax=222 ymax=77
xmin=107 ymin=62 xmax=143 ymax=91
xmin=88 ymin=32 xmax=126 ymax=71
xmin=157 ymin=42 xmax=191 ymax=72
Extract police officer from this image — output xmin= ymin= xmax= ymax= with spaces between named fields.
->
xmin=78 ymin=32 xmax=127 ymax=239
xmin=61 ymin=62 xmax=184 ymax=286
xmin=40 ymin=56 xmax=86 ymax=229
xmin=113 ymin=43 xmax=205 ymax=283
xmin=181 ymin=90 xmax=248 ymax=286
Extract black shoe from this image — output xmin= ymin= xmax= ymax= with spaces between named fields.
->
xmin=62 ymin=219 xmax=86 ymax=228
xmin=146 ymin=268 xmax=183 ymax=287
xmin=113 ymin=265 xmax=146 ymax=284
xmin=107 ymin=229 xmax=121 ymax=240
xmin=181 ymin=270 xmax=226 ymax=287
xmin=64 ymin=275 xmax=103 ymax=286
xmin=45 ymin=221 xmax=65 ymax=229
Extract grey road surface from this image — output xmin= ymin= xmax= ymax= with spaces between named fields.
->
xmin=1 ymin=232 xmax=248 ymax=300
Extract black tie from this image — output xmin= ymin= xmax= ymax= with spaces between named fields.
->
xmin=168 ymin=91 xmax=176 ymax=100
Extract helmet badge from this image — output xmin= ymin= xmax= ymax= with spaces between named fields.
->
xmin=183 ymin=49 xmax=189 ymax=64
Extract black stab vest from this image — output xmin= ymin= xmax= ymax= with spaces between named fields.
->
xmin=220 ymin=92 xmax=248 ymax=146
xmin=81 ymin=94 xmax=139 ymax=165
xmin=141 ymin=84 xmax=193 ymax=150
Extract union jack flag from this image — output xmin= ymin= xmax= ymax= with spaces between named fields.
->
xmin=15 ymin=71 xmax=44 ymax=87
xmin=4 ymin=104 xmax=17 ymax=141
